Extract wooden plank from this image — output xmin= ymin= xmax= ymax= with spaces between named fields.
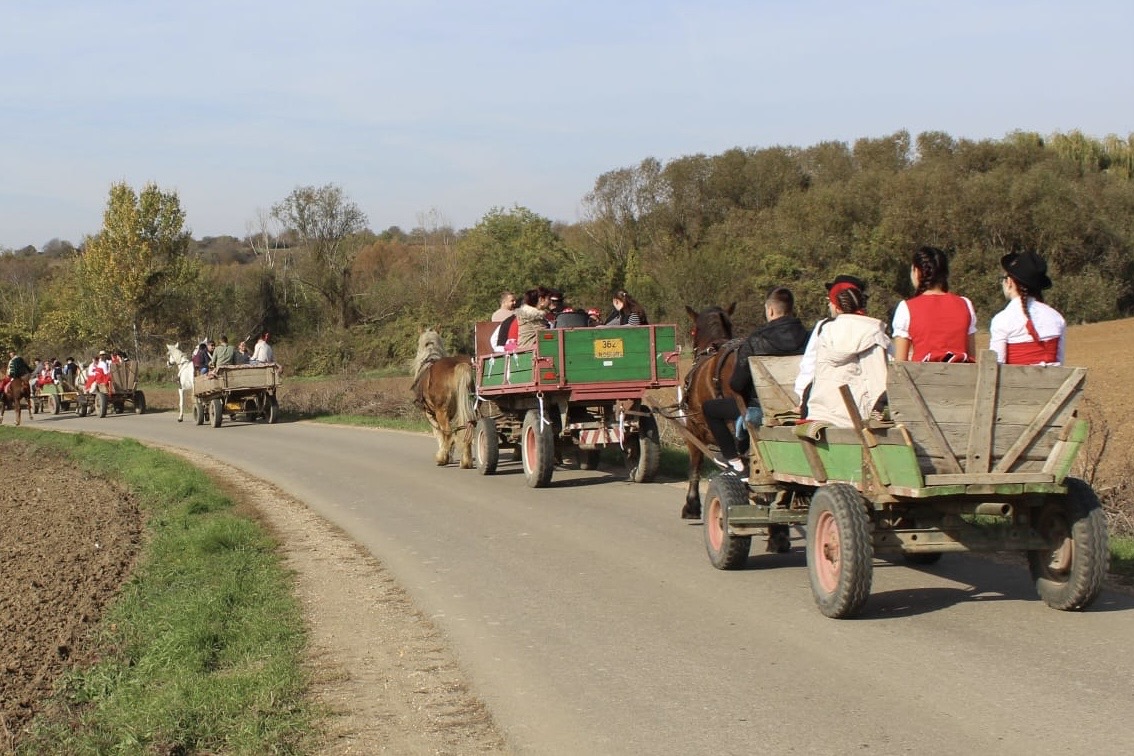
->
xmin=799 ymin=439 xmax=828 ymax=482
xmin=992 ymin=368 xmax=1086 ymax=473
xmin=888 ymin=363 xmax=963 ymax=474
xmin=901 ymin=362 xmax=1076 ymax=391
xmin=749 ymin=357 xmax=798 ymax=415
xmin=925 ymin=472 xmax=1054 ymax=485
xmin=964 ymin=351 xmax=999 ymax=473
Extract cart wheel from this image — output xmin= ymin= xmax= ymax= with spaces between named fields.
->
xmin=806 ymin=483 xmax=873 ymax=619
xmin=78 ymin=398 xmax=88 ymax=418
xmin=97 ymin=391 xmax=108 ymax=418
xmin=625 ymin=410 xmax=661 ymax=483
xmin=133 ymin=390 xmax=146 ymax=414
xmin=475 ymin=417 xmax=499 ymax=475
xmin=704 ymin=474 xmax=753 ymax=570
xmin=1027 ymin=478 xmax=1108 ymax=611
xmin=521 ymin=409 xmax=554 ymax=488
xmin=211 ymin=398 xmax=223 ymax=428
xmin=193 ymin=399 xmax=205 ymax=425
xmin=265 ymin=397 xmax=279 ymax=424
xmin=50 ymin=394 xmax=60 ymax=415
xmin=578 ymin=448 xmax=601 ymax=471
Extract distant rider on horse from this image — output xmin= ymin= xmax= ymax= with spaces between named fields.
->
xmin=2 ymin=351 xmax=32 ymax=395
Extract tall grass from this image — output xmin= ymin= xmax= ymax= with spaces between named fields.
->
xmin=5 ymin=429 xmax=314 ymax=755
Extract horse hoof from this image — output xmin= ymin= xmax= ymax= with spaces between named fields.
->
xmin=681 ymin=505 xmax=702 ymax=520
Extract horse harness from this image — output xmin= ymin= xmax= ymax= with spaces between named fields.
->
xmin=681 ymin=337 xmax=743 ymax=408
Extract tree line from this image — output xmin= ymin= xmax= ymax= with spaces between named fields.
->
xmin=2 ymin=128 xmax=1132 ymax=373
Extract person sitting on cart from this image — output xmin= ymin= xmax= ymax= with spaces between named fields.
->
xmin=35 ymin=360 xmax=56 ymax=391
xmin=603 ymin=290 xmax=649 ymax=326
xmin=84 ymin=351 xmax=112 ymax=393
xmin=1 ymin=351 xmax=32 ymax=395
xmin=989 ymin=250 xmax=1065 ymax=366
xmin=209 ymin=335 xmax=236 ymax=371
xmin=251 ymin=332 xmax=274 ymax=364
xmin=516 ymin=287 xmax=553 ymax=348
xmin=892 ymin=246 xmax=976 ymax=363
xmin=192 ymin=342 xmax=211 ymax=375
xmin=703 ymin=287 xmax=810 ymax=474
xmin=800 ymin=280 xmax=890 ymax=427
xmin=61 ymin=357 xmax=80 ymax=390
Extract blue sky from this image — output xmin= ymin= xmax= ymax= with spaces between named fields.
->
xmin=2 ymin=0 xmax=1131 ymax=249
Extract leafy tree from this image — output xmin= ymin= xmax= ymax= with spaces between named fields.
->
xmin=271 ymin=184 xmax=369 ymax=328
xmin=38 ymin=182 xmax=197 ymax=356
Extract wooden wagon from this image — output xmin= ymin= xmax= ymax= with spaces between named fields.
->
xmin=76 ymin=362 xmax=146 ymax=417
xmin=703 ymin=350 xmax=1107 ymax=618
xmin=192 ymin=364 xmax=281 ymax=427
xmin=472 ymin=322 xmax=680 ymax=487
xmin=32 ymin=379 xmax=82 ymax=415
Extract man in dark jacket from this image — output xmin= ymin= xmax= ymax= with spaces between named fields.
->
xmin=703 ymin=287 xmax=809 ymax=474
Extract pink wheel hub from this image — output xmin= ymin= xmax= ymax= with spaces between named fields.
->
xmin=814 ymin=510 xmax=841 ymax=594
xmin=523 ymin=426 xmax=536 ymax=474
xmin=707 ymin=497 xmax=724 ymax=551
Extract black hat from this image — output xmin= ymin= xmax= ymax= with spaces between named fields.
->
xmin=1001 ymin=251 xmax=1052 ymax=292
xmin=824 ymin=274 xmax=868 ymax=292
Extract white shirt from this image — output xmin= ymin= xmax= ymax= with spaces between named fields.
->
xmin=793 ymin=320 xmax=825 ymax=400
xmin=989 ymin=297 xmax=1066 ymax=365
xmin=251 ymin=339 xmax=274 ymax=363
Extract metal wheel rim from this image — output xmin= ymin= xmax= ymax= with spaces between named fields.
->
xmin=706 ymin=495 xmax=725 ymax=551
xmin=814 ymin=509 xmax=841 ymax=594
xmin=476 ymin=428 xmax=488 ymax=466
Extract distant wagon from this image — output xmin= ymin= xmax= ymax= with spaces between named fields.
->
xmin=192 ymin=364 xmax=280 ymax=427
xmin=76 ymin=361 xmax=146 ymax=417
xmin=701 ymin=351 xmax=1107 ymax=619
xmin=472 ymin=321 xmax=680 ymax=487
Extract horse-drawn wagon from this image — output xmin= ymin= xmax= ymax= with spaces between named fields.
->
xmin=472 ymin=322 xmax=680 ymax=487
xmin=76 ymin=362 xmax=146 ymax=417
xmin=33 ymin=379 xmax=82 ymax=415
xmin=702 ymin=351 xmax=1107 ymax=619
xmin=192 ymin=364 xmax=280 ymax=427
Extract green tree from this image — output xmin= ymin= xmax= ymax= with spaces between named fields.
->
xmin=38 ymin=182 xmax=197 ymax=354
xmin=271 ymin=184 xmax=369 ymax=328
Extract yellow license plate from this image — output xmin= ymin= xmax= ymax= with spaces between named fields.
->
xmin=594 ymin=338 xmax=624 ymax=359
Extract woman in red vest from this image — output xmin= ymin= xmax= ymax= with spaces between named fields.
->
xmin=989 ymin=251 xmax=1065 ymax=365
xmin=891 ymin=246 xmax=976 ymax=362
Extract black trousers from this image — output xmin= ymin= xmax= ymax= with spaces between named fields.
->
xmin=702 ymin=398 xmax=743 ymax=460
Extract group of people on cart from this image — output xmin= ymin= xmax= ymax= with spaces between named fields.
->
xmin=1 ymin=350 xmax=120 ymax=397
xmin=702 ymin=247 xmax=1066 ymax=476
xmin=486 ymin=287 xmax=651 ymax=353
xmin=189 ymin=332 xmax=275 ymax=376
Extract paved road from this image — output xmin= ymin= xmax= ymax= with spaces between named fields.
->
xmin=32 ymin=411 xmax=1134 ymax=755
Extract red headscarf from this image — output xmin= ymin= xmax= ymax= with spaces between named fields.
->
xmin=827 ymin=282 xmax=865 ymax=314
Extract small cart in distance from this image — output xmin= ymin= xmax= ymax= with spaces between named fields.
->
xmin=704 ymin=351 xmax=1107 ymax=619
xmin=193 ymin=364 xmax=281 ymax=427
xmin=473 ymin=322 xmax=680 ymax=487
xmin=76 ymin=361 xmax=146 ymax=417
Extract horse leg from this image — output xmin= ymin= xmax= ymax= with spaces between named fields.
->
xmin=682 ymin=444 xmax=703 ymax=519
xmin=177 ymin=386 xmax=184 ymax=422
xmin=457 ymin=422 xmax=474 ymax=469
xmin=433 ymin=413 xmax=452 ymax=466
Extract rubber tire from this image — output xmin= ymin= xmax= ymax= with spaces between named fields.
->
xmin=51 ymin=394 xmax=60 ymax=415
xmin=78 ymin=399 xmax=88 ymax=418
xmin=1027 ymin=478 xmax=1109 ymax=611
xmin=193 ymin=400 xmax=205 ymax=425
xmin=903 ymin=552 xmax=943 ymax=566
xmin=97 ymin=391 xmax=108 ymax=418
xmin=704 ymin=473 xmax=753 ymax=570
xmin=475 ymin=417 xmax=499 ymax=475
xmin=578 ymin=448 xmax=601 ymax=471
xmin=211 ymin=398 xmax=223 ymax=428
xmin=266 ymin=396 xmax=279 ymax=424
xmin=521 ymin=409 xmax=555 ymax=488
xmin=806 ymin=483 xmax=874 ymax=619
xmin=626 ymin=411 xmax=661 ymax=483
xmin=133 ymin=391 xmax=146 ymax=415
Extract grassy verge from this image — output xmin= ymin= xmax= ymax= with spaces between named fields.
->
xmin=1110 ymin=535 xmax=1134 ymax=579
xmin=5 ymin=428 xmax=314 ymax=754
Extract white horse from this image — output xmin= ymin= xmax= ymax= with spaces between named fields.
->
xmin=166 ymin=343 xmax=196 ymax=422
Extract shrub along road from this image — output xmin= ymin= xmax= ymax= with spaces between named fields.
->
xmin=32 ymin=411 xmax=1134 ymax=754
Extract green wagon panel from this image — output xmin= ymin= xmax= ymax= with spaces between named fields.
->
xmin=559 ymin=325 xmax=677 ymax=383
xmin=479 ymin=351 xmax=535 ymax=388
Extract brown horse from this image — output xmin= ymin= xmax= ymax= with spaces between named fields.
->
xmin=411 ymin=329 xmax=476 ymax=468
xmin=0 ymin=376 xmax=35 ymax=426
xmin=678 ymin=304 xmax=738 ymax=520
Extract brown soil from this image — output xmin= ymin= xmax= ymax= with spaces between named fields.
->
xmin=0 ymin=443 xmax=142 ymax=751
xmin=3 ymin=318 xmax=1130 ymax=753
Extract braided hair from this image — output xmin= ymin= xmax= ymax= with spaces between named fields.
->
xmin=832 ymin=285 xmax=868 ymax=315
xmin=912 ymin=246 xmax=950 ymax=295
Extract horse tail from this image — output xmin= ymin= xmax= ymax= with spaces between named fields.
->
xmin=453 ymin=361 xmax=475 ymax=428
